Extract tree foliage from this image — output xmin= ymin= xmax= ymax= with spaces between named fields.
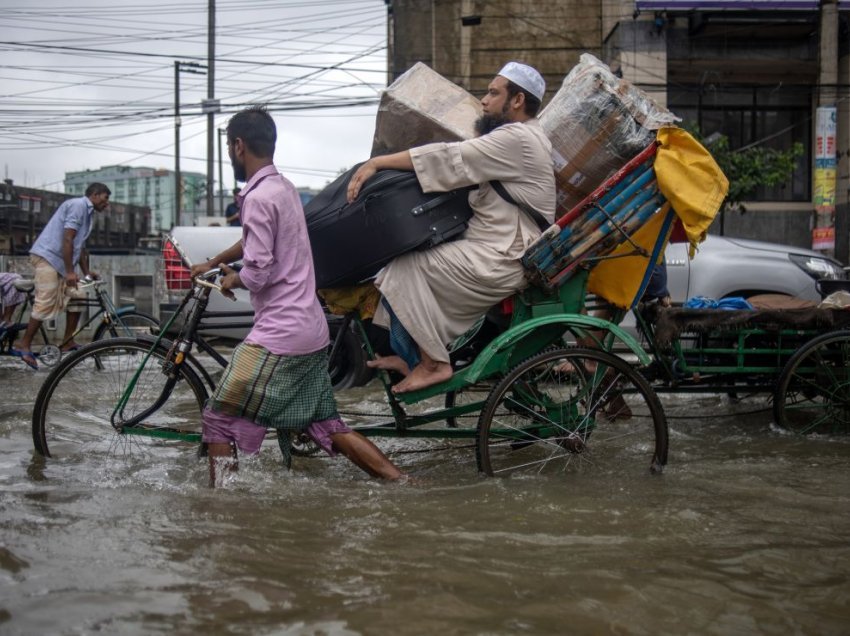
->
xmin=684 ymin=124 xmax=804 ymax=211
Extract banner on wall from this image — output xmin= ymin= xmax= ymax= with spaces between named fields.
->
xmin=812 ymin=227 xmax=835 ymax=251
xmin=812 ymin=106 xmax=837 ymax=251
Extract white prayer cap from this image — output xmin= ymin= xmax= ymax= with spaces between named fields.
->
xmin=497 ymin=61 xmax=545 ymax=101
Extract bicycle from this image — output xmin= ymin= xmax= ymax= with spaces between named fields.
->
xmin=1 ymin=276 xmax=159 ymax=367
xmin=31 ymin=267 xmax=237 ymax=460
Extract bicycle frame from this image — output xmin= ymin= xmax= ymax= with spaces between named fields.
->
xmin=1 ymin=279 xmax=146 ymax=357
xmin=63 ymin=280 xmax=139 ymax=344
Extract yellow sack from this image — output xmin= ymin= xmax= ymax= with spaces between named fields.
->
xmin=654 ymin=126 xmax=728 ymax=257
xmin=318 ymin=284 xmax=380 ymax=319
xmin=587 ymin=204 xmax=673 ymax=308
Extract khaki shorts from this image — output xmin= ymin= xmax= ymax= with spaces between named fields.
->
xmin=29 ymin=255 xmax=87 ymax=321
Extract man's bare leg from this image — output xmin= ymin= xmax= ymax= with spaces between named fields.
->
xmin=392 ymin=348 xmax=452 ymax=394
xmin=366 ymin=354 xmax=410 ymax=376
xmin=61 ymin=311 xmax=82 ymax=350
xmin=207 ymin=442 xmax=237 ymax=487
xmin=330 ymin=431 xmax=404 ymax=480
xmin=18 ymin=317 xmax=42 ymax=353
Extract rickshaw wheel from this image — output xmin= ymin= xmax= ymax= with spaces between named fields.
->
xmin=773 ymin=330 xmax=850 ymax=435
xmin=476 ymin=347 xmax=668 ymax=478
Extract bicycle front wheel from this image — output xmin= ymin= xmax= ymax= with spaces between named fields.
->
xmin=93 ymin=310 xmax=160 ymax=341
xmin=476 ymin=347 xmax=668 ymax=478
xmin=32 ymin=338 xmax=208 ymax=461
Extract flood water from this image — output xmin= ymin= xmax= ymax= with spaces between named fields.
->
xmin=2 ymin=357 xmax=849 ymax=635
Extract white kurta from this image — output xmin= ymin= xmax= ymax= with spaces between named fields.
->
xmin=374 ymin=119 xmax=556 ymax=363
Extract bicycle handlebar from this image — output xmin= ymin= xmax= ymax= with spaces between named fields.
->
xmin=76 ymin=277 xmax=105 ymax=291
xmin=192 ymin=264 xmax=239 ymax=300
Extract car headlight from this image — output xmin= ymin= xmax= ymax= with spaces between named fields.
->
xmin=789 ymin=254 xmax=847 ymax=280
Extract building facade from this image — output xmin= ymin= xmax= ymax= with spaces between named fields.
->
xmin=0 ymin=179 xmax=150 ymax=256
xmin=64 ymin=165 xmax=206 ymax=234
xmin=384 ymin=0 xmax=850 ymax=262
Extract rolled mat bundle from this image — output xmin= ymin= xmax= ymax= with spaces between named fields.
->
xmin=522 ymin=143 xmax=665 ymax=289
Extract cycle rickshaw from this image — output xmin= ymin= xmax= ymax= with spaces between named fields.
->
xmin=32 ymin=128 xmax=847 ymax=477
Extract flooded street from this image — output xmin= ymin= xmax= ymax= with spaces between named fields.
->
xmin=2 ymin=357 xmax=850 ymax=635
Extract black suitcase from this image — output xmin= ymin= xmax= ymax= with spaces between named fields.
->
xmin=304 ymin=163 xmax=473 ymax=288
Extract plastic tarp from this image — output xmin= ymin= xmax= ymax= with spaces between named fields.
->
xmin=540 ymin=53 xmax=679 ymax=218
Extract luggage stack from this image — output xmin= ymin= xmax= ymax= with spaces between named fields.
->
xmin=306 ymin=57 xmax=679 ymax=291
xmin=306 ymin=63 xmax=482 ymax=290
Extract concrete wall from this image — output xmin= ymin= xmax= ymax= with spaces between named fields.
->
xmin=389 ymin=0 xmax=602 ymax=102
xmin=0 ymin=254 xmax=163 ymax=344
xmin=708 ymin=203 xmax=814 ymax=250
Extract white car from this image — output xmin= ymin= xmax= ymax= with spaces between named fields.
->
xmin=161 ymin=226 xmax=847 ymax=386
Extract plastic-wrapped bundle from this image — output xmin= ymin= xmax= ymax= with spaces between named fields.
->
xmin=539 ymin=53 xmax=678 ymax=219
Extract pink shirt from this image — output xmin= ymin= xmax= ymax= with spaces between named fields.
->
xmin=238 ymin=165 xmax=329 ymax=355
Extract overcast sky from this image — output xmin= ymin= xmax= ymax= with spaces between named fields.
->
xmin=0 ymin=0 xmax=387 ymax=194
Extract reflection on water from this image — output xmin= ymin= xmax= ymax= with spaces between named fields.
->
xmin=2 ymin=361 xmax=850 ymax=634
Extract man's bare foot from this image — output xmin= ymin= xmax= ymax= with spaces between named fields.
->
xmin=392 ymin=361 xmax=452 ymax=393
xmin=366 ymin=354 xmax=410 ymax=376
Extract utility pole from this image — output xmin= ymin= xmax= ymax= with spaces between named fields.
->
xmin=174 ymin=61 xmax=180 ymax=231
xmin=206 ymin=0 xmax=216 ymax=215
xmin=814 ymin=0 xmax=839 ymax=257
xmin=218 ymin=128 xmax=225 ymax=215
xmin=173 ymin=61 xmax=206 ymax=229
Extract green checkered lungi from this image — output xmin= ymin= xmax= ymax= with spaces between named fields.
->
xmin=207 ymin=343 xmax=338 ymax=430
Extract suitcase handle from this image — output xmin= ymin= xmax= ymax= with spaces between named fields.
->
xmin=411 ymin=191 xmax=461 ymax=216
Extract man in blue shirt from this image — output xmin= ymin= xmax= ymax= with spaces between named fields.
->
xmin=224 ymin=187 xmax=241 ymax=226
xmin=16 ymin=182 xmax=111 ymax=369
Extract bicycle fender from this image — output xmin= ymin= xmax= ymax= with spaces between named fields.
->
xmin=461 ymin=314 xmax=650 ymax=383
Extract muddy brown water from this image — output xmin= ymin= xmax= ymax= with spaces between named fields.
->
xmin=1 ymin=358 xmax=849 ymax=635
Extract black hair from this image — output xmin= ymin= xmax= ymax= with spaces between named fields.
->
xmin=505 ymin=80 xmax=542 ymax=117
xmin=226 ymin=106 xmax=276 ymax=158
xmin=85 ymin=182 xmax=111 ymax=197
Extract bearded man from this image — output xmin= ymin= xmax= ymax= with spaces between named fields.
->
xmin=346 ymin=62 xmax=556 ymax=393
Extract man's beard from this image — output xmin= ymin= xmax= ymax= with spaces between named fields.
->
xmin=231 ymin=157 xmax=247 ymax=183
xmin=474 ymin=101 xmax=511 ymax=136
xmin=474 ymin=112 xmax=511 ymax=136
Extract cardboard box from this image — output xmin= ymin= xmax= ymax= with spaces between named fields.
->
xmin=541 ymin=54 xmax=678 ymax=218
xmin=371 ymin=62 xmax=482 ymax=156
